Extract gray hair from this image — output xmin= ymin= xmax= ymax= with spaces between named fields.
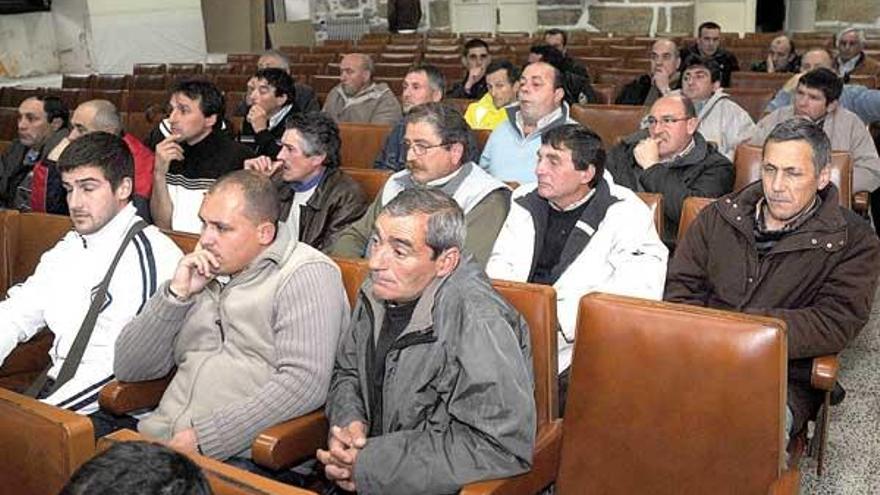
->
xmin=403 ymin=102 xmax=471 ymax=164
xmin=259 ymin=50 xmax=290 ymax=71
xmin=407 ymin=64 xmax=446 ymax=97
xmin=764 ymin=117 xmax=831 ymax=175
xmin=346 ymin=53 xmax=374 ymax=74
xmin=82 ymin=99 xmax=123 ymax=135
xmin=381 ymin=188 xmax=465 ymax=259
xmin=838 ymin=28 xmax=866 ymax=47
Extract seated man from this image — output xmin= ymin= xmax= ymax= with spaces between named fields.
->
xmin=245 ymin=111 xmax=368 ymax=250
xmin=115 ymin=169 xmax=349 ymax=460
xmin=616 ymin=39 xmax=682 ymax=106
xmin=487 ymin=124 xmax=667 ymax=396
xmin=751 ymin=35 xmax=800 ymax=73
xmin=543 ymin=28 xmax=589 ymax=79
xmin=239 ymin=68 xmax=297 ymax=158
xmin=0 ymin=132 xmax=181 ymax=417
xmin=151 ymin=79 xmax=254 ymax=233
xmin=765 ymin=48 xmax=880 ymax=125
xmin=374 ymin=64 xmax=478 ymax=171
xmin=679 ymin=21 xmax=739 ymax=87
xmin=257 ymin=49 xmax=321 ymax=113
xmin=681 ymin=56 xmax=754 ymax=161
xmin=666 ymin=118 xmax=880 ymax=439
xmin=835 ymin=28 xmax=880 ymax=80
xmin=464 ymin=59 xmax=520 ymax=130
xmin=33 ymin=99 xmax=154 ymax=217
xmin=480 ymin=61 xmax=576 ymax=183
xmin=0 ymin=95 xmax=69 ymax=210
xmin=528 ymin=44 xmax=597 ymax=105
xmin=318 ymin=188 xmax=535 ymax=494
xmin=752 ymin=68 xmax=880 ymax=195
xmin=447 ymin=38 xmax=492 ymax=99
xmin=606 ymin=94 xmax=733 ymax=243
xmin=331 ymin=102 xmax=509 ymax=268
xmin=322 ymin=53 xmax=402 ymax=125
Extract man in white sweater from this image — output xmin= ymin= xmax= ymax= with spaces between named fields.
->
xmin=0 ymin=132 xmax=182 ymax=416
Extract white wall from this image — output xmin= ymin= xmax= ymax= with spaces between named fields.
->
xmin=52 ymin=0 xmax=93 ymax=74
xmin=0 ymin=12 xmax=59 ymax=78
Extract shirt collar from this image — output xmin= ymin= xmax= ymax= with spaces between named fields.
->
xmin=550 ymin=187 xmax=595 ymax=212
xmin=269 ymin=104 xmax=293 ymax=129
xmin=659 ymin=138 xmax=696 ymax=164
xmin=290 ymin=167 xmax=326 ymax=193
xmin=515 ymin=105 xmax=564 ymax=135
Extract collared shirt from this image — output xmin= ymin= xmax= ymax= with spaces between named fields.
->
xmin=269 ymin=104 xmax=294 ymax=130
xmin=549 ymin=188 xmax=596 ymax=212
xmin=837 ymin=54 xmax=861 ymax=77
xmin=659 ymin=138 xmax=696 ymax=165
xmin=515 ymin=105 xmax=564 ymax=137
xmin=284 ymin=169 xmax=325 ymax=240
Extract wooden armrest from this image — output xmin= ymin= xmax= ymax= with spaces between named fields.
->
xmin=853 ymin=192 xmax=870 ymax=216
xmin=251 ymin=409 xmax=329 ymax=471
xmin=811 ymin=354 xmax=839 ymax=392
xmin=768 ymin=465 xmax=800 ymax=495
xmin=459 ymin=420 xmax=563 ymax=495
xmin=98 ymin=375 xmax=173 ymax=415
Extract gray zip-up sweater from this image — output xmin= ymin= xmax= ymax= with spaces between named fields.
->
xmin=114 ymin=228 xmax=349 ymax=459
xmin=327 ymin=256 xmax=536 ymax=495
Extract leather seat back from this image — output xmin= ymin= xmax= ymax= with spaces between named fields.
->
xmin=570 ymin=103 xmax=645 ymax=148
xmin=339 ymin=123 xmax=393 ymax=169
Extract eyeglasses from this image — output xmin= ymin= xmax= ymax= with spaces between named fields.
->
xmin=645 ymin=115 xmax=690 ymax=127
xmin=403 ymin=141 xmax=449 ymax=156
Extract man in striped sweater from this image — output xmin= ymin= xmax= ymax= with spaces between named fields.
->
xmin=115 ymin=170 xmax=349 ymax=461
xmin=0 ymin=132 xmax=182 ymax=416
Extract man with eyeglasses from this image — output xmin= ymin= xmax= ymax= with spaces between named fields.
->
xmin=681 ymin=56 xmax=754 ymax=161
xmin=448 ymin=39 xmax=492 ymax=100
xmin=330 ymin=102 xmax=509 ymax=268
xmin=616 ymin=39 xmax=682 ymax=106
xmin=606 ymin=94 xmax=733 ymax=243
xmin=835 ymin=28 xmax=880 ymax=80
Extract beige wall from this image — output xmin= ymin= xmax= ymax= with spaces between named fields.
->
xmin=202 ymin=0 xmax=265 ymax=54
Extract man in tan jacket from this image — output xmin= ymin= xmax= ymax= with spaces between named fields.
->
xmin=322 ymin=53 xmax=402 ymax=125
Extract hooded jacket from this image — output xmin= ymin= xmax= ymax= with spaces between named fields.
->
xmin=322 ymin=82 xmax=402 ymax=125
xmin=694 ymin=89 xmax=755 ymax=161
xmin=327 ymin=256 xmax=535 ymax=495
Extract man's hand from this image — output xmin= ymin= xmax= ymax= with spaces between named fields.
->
xmin=168 ymin=249 xmax=220 ymax=301
xmin=155 ymin=134 xmax=184 ymax=177
xmin=634 ymin=137 xmax=661 ymax=170
xmin=47 ymin=137 xmax=70 ymax=162
xmin=766 ymin=54 xmax=776 ymax=73
xmin=465 ymin=66 xmax=485 ymax=91
xmin=167 ymin=427 xmax=199 ymax=454
xmin=246 ymin=105 xmax=269 ymax=133
xmin=653 ymin=68 xmax=671 ymax=95
xmin=316 ymin=421 xmax=367 ymax=492
xmin=244 ymin=156 xmax=283 ymax=178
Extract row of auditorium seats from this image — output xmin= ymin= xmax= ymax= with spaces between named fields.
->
xmin=0 ymin=206 xmax=808 ymax=493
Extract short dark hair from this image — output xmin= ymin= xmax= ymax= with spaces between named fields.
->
xmin=59 ymin=441 xmax=212 ymax=495
xmin=404 ymin=102 xmax=472 ymax=164
xmin=798 ymin=68 xmax=843 ymax=104
xmin=529 ymin=43 xmax=566 ymax=69
xmin=698 ymin=21 xmax=721 ymax=35
xmin=524 ymin=59 xmax=565 ymax=91
xmin=542 ymin=124 xmax=606 ymax=187
xmin=486 ymin=59 xmax=520 ymax=84
xmin=284 ymin=111 xmax=341 ymax=169
xmin=32 ymin=95 xmax=70 ymax=128
xmin=462 ymin=38 xmax=490 ymax=56
xmin=381 ymin=188 xmax=465 ymax=259
xmin=682 ymin=55 xmax=723 ymax=83
xmin=544 ymin=28 xmax=568 ymax=47
xmin=210 ymin=169 xmax=280 ymax=225
xmin=764 ymin=117 xmax=831 ymax=175
xmin=57 ymin=131 xmax=134 ymax=196
xmin=253 ymin=68 xmax=296 ymax=107
xmin=170 ymin=79 xmax=225 ymax=129
xmin=407 ymin=64 xmax=446 ymax=97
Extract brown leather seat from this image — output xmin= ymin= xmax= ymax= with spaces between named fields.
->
xmin=569 ymin=103 xmax=645 ymax=148
xmin=126 ymin=90 xmax=168 ymax=114
xmin=340 ymin=167 xmax=391 ymax=203
xmin=300 ymin=53 xmax=337 ymax=64
xmin=379 ymin=52 xmax=418 ymax=64
xmin=61 ymin=74 xmax=93 ymax=89
xmin=224 ymin=92 xmax=247 ymax=119
xmin=97 ymin=430 xmax=316 ymax=495
xmin=129 ymin=74 xmax=168 ymax=91
xmin=606 ymin=45 xmax=646 ymax=60
xmin=442 ymin=98 xmax=471 ymax=114
xmin=308 ymin=75 xmax=339 ymax=103
xmin=726 ymin=87 xmax=775 ymax=121
xmin=0 ymin=86 xmax=41 ymax=108
xmin=373 ymin=63 xmax=411 ymax=78
xmin=227 ymin=53 xmax=260 ymax=65
xmin=475 ymin=129 xmax=491 ymax=153
xmin=635 ymin=191 xmax=664 ymax=238
xmin=591 ymin=83 xmax=615 ymax=104
xmin=730 ymin=72 xmax=791 ymax=91
xmin=213 ymin=74 xmax=250 ymax=93
xmin=132 ymin=63 xmax=167 ymax=75
xmin=89 ymin=89 xmax=128 ymax=110
xmin=93 ymin=73 xmax=129 ymax=90
xmin=167 ymin=63 xmax=203 ymax=75
xmin=374 ymin=76 xmax=404 ymax=96
xmin=733 ymin=143 xmax=853 ymax=208
xmin=462 ymin=292 xmax=799 ymax=495
xmin=203 ymin=63 xmax=237 ymax=76
xmin=0 ymin=107 xmax=18 ymax=141
xmin=289 ymin=62 xmax=323 ymax=78
xmin=0 ymin=388 xmax=95 ymax=495
xmin=338 ymin=122 xmax=393 ymax=169
xmin=423 ymin=52 xmax=461 ymax=63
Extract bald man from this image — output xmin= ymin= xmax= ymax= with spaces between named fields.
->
xmin=322 ymin=53 xmax=402 ymax=125
xmin=34 ymin=99 xmax=154 ymax=215
xmin=616 ymin=39 xmax=682 ymax=106
xmin=751 ymin=35 xmax=800 ymax=73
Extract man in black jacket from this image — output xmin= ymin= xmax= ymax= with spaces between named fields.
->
xmin=605 ymin=94 xmax=733 ymax=243
xmin=680 ymin=21 xmax=739 ymax=87
xmin=616 ymin=39 xmax=682 ymax=106
xmin=448 ymin=39 xmax=492 ymax=99
xmin=239 ymin=68 xmax=297 ymax=158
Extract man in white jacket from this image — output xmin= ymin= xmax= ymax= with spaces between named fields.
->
xmin=681 ymin=56 xmax=754 ymax=161
xmin=487 ymin=124 xmax=668 ymax=411
xmin=0 ymin=132 xmax=182 ymax=422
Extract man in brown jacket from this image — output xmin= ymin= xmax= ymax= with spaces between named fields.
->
xmin=666 ymin=118 xmax=880 ymax=439
xmin=245 ymin=111 xmax=367 ymax=251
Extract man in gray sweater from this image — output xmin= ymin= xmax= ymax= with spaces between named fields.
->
xmin=114 ymin=169 xmax=349 ymax=461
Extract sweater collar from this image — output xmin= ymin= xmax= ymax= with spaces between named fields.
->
xmin=77 ymin=203 xmax=139 ymax=249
